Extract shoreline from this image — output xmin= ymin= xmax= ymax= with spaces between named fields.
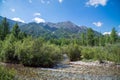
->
xmin=0 ymin=61 xmax=120 ymax=80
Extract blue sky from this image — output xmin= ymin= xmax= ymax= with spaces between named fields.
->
xmin=0 ymin=0 xmax=120 ymax=34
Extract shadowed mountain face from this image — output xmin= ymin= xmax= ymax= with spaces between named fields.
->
xmin=0 ymin=16 xmax=100 ymax=39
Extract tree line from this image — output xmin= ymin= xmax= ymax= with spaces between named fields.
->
xmin=81 ymin=27 xmax=119 ymax=46
xmin=0 ymin=18 xmax=27 ymax=41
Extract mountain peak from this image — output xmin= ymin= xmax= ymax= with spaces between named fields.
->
xmin=57 ymin=21 xmax=74 ymax=25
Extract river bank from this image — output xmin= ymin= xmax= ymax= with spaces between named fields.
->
xmin=0 ymin=61 xmax=120 ymax=80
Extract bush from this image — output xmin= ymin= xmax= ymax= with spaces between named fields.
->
xmin=0 ymin=66 xmax=16 ymax=80
xmin=39 ymin=44 xmax=62 ymax=67
xmin=15 ymin=37 xmax=63 ymax=67
xmin=15 ymin=37 xmax=43 ymax=67
xmin=0 ymin=41 xmax=3 ymax=61
xmin=0 ymin=38 xmax=20 ymax=63
xmin=0 ymin=37 xmax=63 ymax=68
xmin=81 ymin=47 xmax=95 ymax=59
xmin=105 ymin=44 xmax=120 ymax=63
xmin=81 ymin=44 xmax=120 ymax=64
xmin=65 ymin=44 xmax=81 ymax=61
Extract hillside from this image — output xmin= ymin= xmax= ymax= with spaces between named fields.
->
xmin=0 ymin=16 xmax=100 ymax=39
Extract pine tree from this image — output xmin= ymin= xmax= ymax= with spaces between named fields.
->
xmin=110 ymin=27 xmax=118 ymax=44
xmin=99 ymin=36 xmax=105 ymax=46
xmin=12 ymin=23 xmax=20 ymax=39
xmin=104 ymin=35 xmax=110 ymax=44
xmin=0 ymin=18 xmax=9 ymax=40
xmin=94 ymin=36 xmax=99 ymax=46
xmin=81 ymin=33 xmax=85 ymax=46
xmin=87 ymin=28 xmax=94 ymax=46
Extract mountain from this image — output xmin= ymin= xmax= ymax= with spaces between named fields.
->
xmin=0 ymin=16 xmax=100 ymax=39
xmin=20 ymin=21 xmax=89 ymax=38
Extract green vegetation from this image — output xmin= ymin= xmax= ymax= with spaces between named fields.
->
xmin=81 ymin=44 xmax=120 ymax=63
xmin=0 ymin=66 xmax=16 ymax=80
xmin=63 ymin=44 xmax=81 ymax=61
xmin=0 ymin=17 xmax=120 ymax=70
xmin=0 ymin=18 xmax=10 ymax=40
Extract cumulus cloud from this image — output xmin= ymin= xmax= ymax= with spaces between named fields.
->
xmin=33 ymin=17 xmax=45 ymax=23
xmin=58 ymin=0 xmax=63 ymax=3
xmin=118 ymin=32 xmax=120 ymax=36
xmin=93 ymin=21 xmax=103 ymax=27
xmin=86 ymin=0 xmax=108 ymax=7
xmin=34 ymin=12 xmax=41 ymax=16
xmin=103 ymin=31 xmax=120 ymax=36
xmin=103 ymin=32 xmax=111 ymax=35
xmin=29 ymin=0 xmax=32 ymax=3
xmin=12 ymin=18 xmax=25 ymax=23
xmin=10 ymin=8 xmax=15 ymax=12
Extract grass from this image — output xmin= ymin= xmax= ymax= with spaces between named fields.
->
xmin=0 ymin=65 xmax=16 ymax=80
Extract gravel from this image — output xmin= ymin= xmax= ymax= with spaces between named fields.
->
xmin=1 ymin=61 xmax=120 ymax=80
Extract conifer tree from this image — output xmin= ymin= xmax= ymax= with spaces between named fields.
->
xmin=0 ymin=18 xmax=9 ymax=40
xmin=11 ymin=23 xmax=20 ymax=39
xmin=110 ymin=27 xmax=118 ymax=44
xmin=87 ymin=28 xmax=94 ymax=46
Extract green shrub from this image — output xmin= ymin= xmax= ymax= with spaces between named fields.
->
xmin=39 ymin=44 xmax=62 ymax=67
xmin=0 ymin=41 xmax=3 ymax=61
xmin=15 ymin=37 xmax=62 ymax=67
xmin=15 ymin=37 xmax=42 ymax=67
xmin=0 ymin=66 xmax=16 ymax=80
xmin=81 ymin=47 xmax=95 ymax=59
xmin=66 ymin=44 xmax=81 ymax=61
xmin=105 ymin=44 xmax=120 ymax=63
xmin=81 ymin=44 xmax=120 ymax=64
xmin=1 ymin=40 xmax=20 ymax=63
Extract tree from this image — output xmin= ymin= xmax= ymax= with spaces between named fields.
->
xmin=0 ymin=18 xmax=9 ymax=40
xmin=110 ymin=27 xmax=118 ymax=44
xmin=11 ymin=23 xmax=20 ymax=39
xmin=99 ymin=36 xmax=105 ymax=46
xmin=18 ymin=32 xmax=27 ymax=40
xmin=104 ymin=35 xmax=110 ymax=44
xmin=0 ymin=24 xmax=2 ymax=40
xmin=81 ymin=33 xmax=85 ymax=46
xmin=94 ymin=36 xmax=99 ymax=46
xmin=87 ymin=28 xmax=95 ymax=46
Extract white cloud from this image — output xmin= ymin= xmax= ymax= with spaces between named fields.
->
xmin=41 ymin=0 xmax=45 ymax=4
xmin=29 ymin=0 xmax=32 ymax=3
xmin=12 ymin=18 xmax=25 ymax=23
xmin=34 ymin=13 xmax=41 ymax=16
xmin=118 ymin=32 xmax=120 ymax=36
xmin=103 ymin=32 xmax=111 ymax=35
xmin=93 ymin=21 xmax=103 ymax=27
xmin=33 ymin=17 xmax=45 ymax=23
xmin=10 ymin=8 xmax=15 ymax=12
xmin=86 ymin=0 xmax=108 ymax=7
xmin=58 ymin=0 xmax=63 ymax=3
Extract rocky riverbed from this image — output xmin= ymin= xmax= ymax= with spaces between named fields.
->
xmin=1 ymin=61 xmax=120 ymax=80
